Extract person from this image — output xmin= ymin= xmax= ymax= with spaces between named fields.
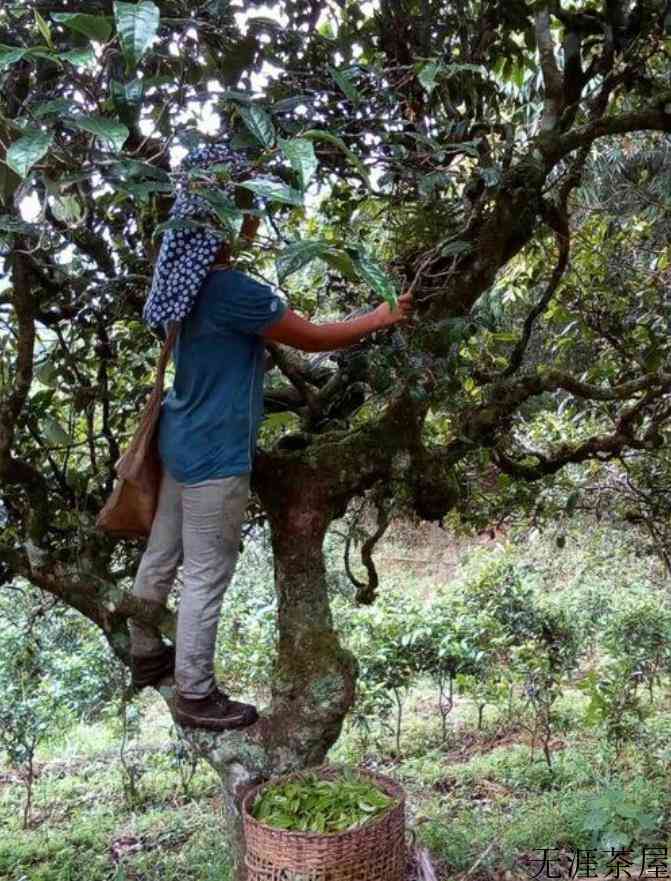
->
xmin=128 ymin=143 xmax=414 ymax=732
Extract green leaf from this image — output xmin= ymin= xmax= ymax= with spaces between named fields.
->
xmin=111 ymin=78 xmax=145 ymax=125
xmin=272 ymin=94 xmax=313 ymax=113
xmin=51 ymin=194 xmax=82 ymax=224
xmin=262 ymin=412 xmax=299 ymax=431
xmin=33 ymin=98 xmax=76 ymax=118
xmin=492 ymin=331 xmax=518 ymax=344
xmin=34 ymin=10 xmax=54 ymax=48
xmin=70 ymin=115 xmax=129 ymax=152
xmin=329 ymin=65 xmax=361 ymax=104
xmin=353 ymin=253 xmax=398 ymax=306
xmin=111 ymin=78 xmax=144 ymax=107
xmin=0 ymin=45 xmax=27 ymax=71
xmin=36 ymin=356 xmax=58 ymax=387
xmin=418 ymin=60 xmax=440 ymax=94
xmin=200 ymin=191 xmax=243 ymax=233
xmin=445 ymin=62 xmax=486 ymax=76
xmin=358 ymin=801 xmax=377 ymax=812
xmin=279 ymin=137 xmax=317 ymax=191
xmin=24 ymin=48 xmax=61 ymax=65
xmin=118 ymin=180 xmax=173 ymax=199
xmin=512 ymin=64 xmax=525 ymax=89
xmin=187 ymin=163 xmax=232 ymax=183
xmin=322 ymin=248 xmax=359 ymax=281
xmin=42 ymin=418 xmax=73 ymax=447
xmin=499 ymin=57 xmax=526 ymax=89
xmin=301 ymin=130 xmax=370 ymax=189
xmin=51 ymin=12 xmax=113 ymax=43
xmin=219 ymin=89 xmax=256 ymax=103
xmin=317 ymin=19 xmax=336 ymax=39
xmin=6 ymin=129 xmax=53 ymax=178
xmin=276 ymin=239 xmax=330 ymax=282
xmin=114 ymin=1 xmax=160 ymax=66
xmin=59 ymin=48 xmax=95 ymax=66
xmin=239 ymin=178 xmax=303 ymax=206
xmin=113 ymin=158 xmax=168 ymax=180
xmin=238 ymin=105 xmax=275 ymax=148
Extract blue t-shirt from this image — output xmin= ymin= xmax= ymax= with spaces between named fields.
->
xmin=158 ymin=269 xmax=287 ymax=484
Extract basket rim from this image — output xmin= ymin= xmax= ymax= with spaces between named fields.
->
xmin=242 ymin=763 xmax=405 ymax=841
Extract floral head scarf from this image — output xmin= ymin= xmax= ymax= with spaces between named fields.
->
xmin=142 ymin=142 xmax=253 ymax=329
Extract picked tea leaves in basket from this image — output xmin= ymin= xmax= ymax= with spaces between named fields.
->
xmin=243 ymin=764 xmax=407 ymax=881
xmin=251 ymin=766 xmax=398 ymax=834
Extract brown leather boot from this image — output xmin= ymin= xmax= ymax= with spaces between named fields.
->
xmin=174 ymin=687 xmax=258 ymax=731
xmin=130 ymin=644 xmax=175 ymax=690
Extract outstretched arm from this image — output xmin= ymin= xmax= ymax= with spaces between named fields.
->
xmin=261 ymin=291 xmax=414 ymax=353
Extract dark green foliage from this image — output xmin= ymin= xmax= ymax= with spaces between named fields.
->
xmin=579 ymin=787 xmax=661 ymax=851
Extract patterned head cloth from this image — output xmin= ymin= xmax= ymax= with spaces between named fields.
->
xmin=143 ymin=142 xmax=253 ymax=329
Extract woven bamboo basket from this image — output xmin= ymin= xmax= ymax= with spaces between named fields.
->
xmin=242 ymin=764 xmax=406 ymax=881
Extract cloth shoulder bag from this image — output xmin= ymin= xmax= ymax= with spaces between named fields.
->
xmin=96 ymin=322 xmax=179 ymax=539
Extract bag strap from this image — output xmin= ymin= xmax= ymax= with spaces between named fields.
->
xmin=143 ymin=319 xmax=179 ymax=420
xmin=115 ymin=321 xmax=180 ymax=472
xmin=154 ymin=321 xmax=179 ymax=395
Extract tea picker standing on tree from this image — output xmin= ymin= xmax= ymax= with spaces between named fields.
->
xmin=129 ymin=135 xmax=414 ymax=732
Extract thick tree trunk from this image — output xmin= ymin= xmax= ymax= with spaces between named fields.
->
xmin=268 ymin=496 xmax=357 ymax=762
xmin=178 ymin=481 xmax=357 ymax=880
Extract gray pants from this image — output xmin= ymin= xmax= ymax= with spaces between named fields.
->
xmin=129 ymin=468 xmax=250 ymax=698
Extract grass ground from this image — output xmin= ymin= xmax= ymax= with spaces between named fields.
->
xmin=3 ymin=520 xmax=671 ymax=880
xmin=4 ymin=682 xmax=671 ymax=880
xmin=0 ymin=695 xmax=233 ymax=881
